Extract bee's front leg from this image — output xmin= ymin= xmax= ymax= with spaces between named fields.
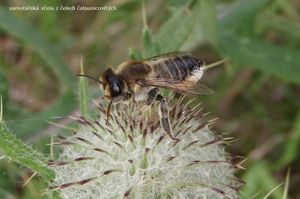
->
xmin=156 ymin=95 xmax=179 ymax=141
xmin=105 ymin=101 xmax=112 ymax=125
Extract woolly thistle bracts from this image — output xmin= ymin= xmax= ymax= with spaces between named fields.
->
xmin=49 ymin=95 xmax=243 ymax=199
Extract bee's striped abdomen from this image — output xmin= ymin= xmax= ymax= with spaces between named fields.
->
xmin=154 ymin=55 xmax=204 ymax=81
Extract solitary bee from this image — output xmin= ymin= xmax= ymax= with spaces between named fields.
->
xmin=78 ymin=52 xmax=214 ymax=140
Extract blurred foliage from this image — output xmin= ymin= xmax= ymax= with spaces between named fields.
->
xmin=0 ymin=0 xmax=300 ymax=198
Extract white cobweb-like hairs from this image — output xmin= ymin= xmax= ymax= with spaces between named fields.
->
xmin=49 ymin=95 xmax=243 ymax=199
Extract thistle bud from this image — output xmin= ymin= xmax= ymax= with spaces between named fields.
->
xmin=50 ymin=96 xmax=243 ymax=198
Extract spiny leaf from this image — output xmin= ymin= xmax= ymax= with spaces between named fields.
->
xmin=0 ymin=121 xmax=54 ymax=180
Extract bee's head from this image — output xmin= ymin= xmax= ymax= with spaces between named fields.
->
xmin=100 ymin=68 xmax=131 ymax=102
xmin=77 ymin=68 xmax=131 ymax=103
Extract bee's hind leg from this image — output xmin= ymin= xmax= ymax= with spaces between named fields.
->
xmin=156 ymin=94 xmax=179 ymax=141
xmin=143 ymin=89 xmax=178 ymax=141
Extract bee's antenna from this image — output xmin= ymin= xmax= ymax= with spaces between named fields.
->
xmin=203 ymin=59 xmax=228 ymax=71
xmin=76 ymin=74 xmax=103 ymax=85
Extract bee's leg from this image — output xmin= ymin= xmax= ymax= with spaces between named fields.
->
xmin=140 ymin=88 xmax=159 ymax=112
xmin=145 ymin=88 xmax=159 ymax=106
xmin=156 ymin=95 xmax=179 ymax=141
xmin=105 ymin=101 xmax=112 ymax=125
xmin=132 ymin=93 xmax=137 ymax=104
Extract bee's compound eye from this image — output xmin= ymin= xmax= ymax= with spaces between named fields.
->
xmin=111 ymin=83 xmax=122 ymax=97
xmin=112 ymin=84 xmax=120 ymax=93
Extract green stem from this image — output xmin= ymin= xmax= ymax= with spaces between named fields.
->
xmin=79 ymin=55 xmax=88 ymax=118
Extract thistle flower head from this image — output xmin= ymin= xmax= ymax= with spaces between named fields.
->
xmin=50 ymin=95 xmax=242 ymax=199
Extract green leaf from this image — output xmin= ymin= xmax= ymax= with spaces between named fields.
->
xmin=153 ymin=1 xmax=201 ymax=55
xmin=129 ymin=48 xmax=143 ymax=61
xmin=198 ymin=0 xmax=218 ymax=45
xmin=275 ymin=0 xmax=300 ymax=20
xmin=242 ymin=162 xmax=283 ymax=199
xmin=0 ymin=7 xmax=77 ymax=139
xmin=0 ymin=96 xmax=2 ymax=122
xmin=0 ymin=121 xmax=54 ymax=180
xmin=256 ymin=14 xmax=300 ymax=39
xmin=0 ymin=7 xmax=74 ymax=89
xmin=219 ymin=0 xmax=271 ymax=28
xmin=276 ymin=110 xmax=300 ymax=169
xmin=18 ymin=91 xmax=75 ymax=139
xmin=141 ymin=0 xmax=158 ymax=58
xmin=218 ymin=32 xmax=300 ymax=84
xmin=143 ymin=27 xmax=159 ymax=58
xmin=167 ymin=0 xmax=193 ymax=7
xmin=0 ymin=74 xmax=8 ymax=107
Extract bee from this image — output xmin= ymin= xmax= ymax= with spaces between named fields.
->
xmin=78 ymin=52 xmax=214 ymax=141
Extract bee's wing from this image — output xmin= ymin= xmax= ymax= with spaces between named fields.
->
xmin=139 ymin=78 xmax=214 ymax=96
xmin=192 ymin=82 xmax=214 ymax=95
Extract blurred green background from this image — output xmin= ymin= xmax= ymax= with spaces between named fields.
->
xmin=0 ymin=0 xmax=300 ymax=198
